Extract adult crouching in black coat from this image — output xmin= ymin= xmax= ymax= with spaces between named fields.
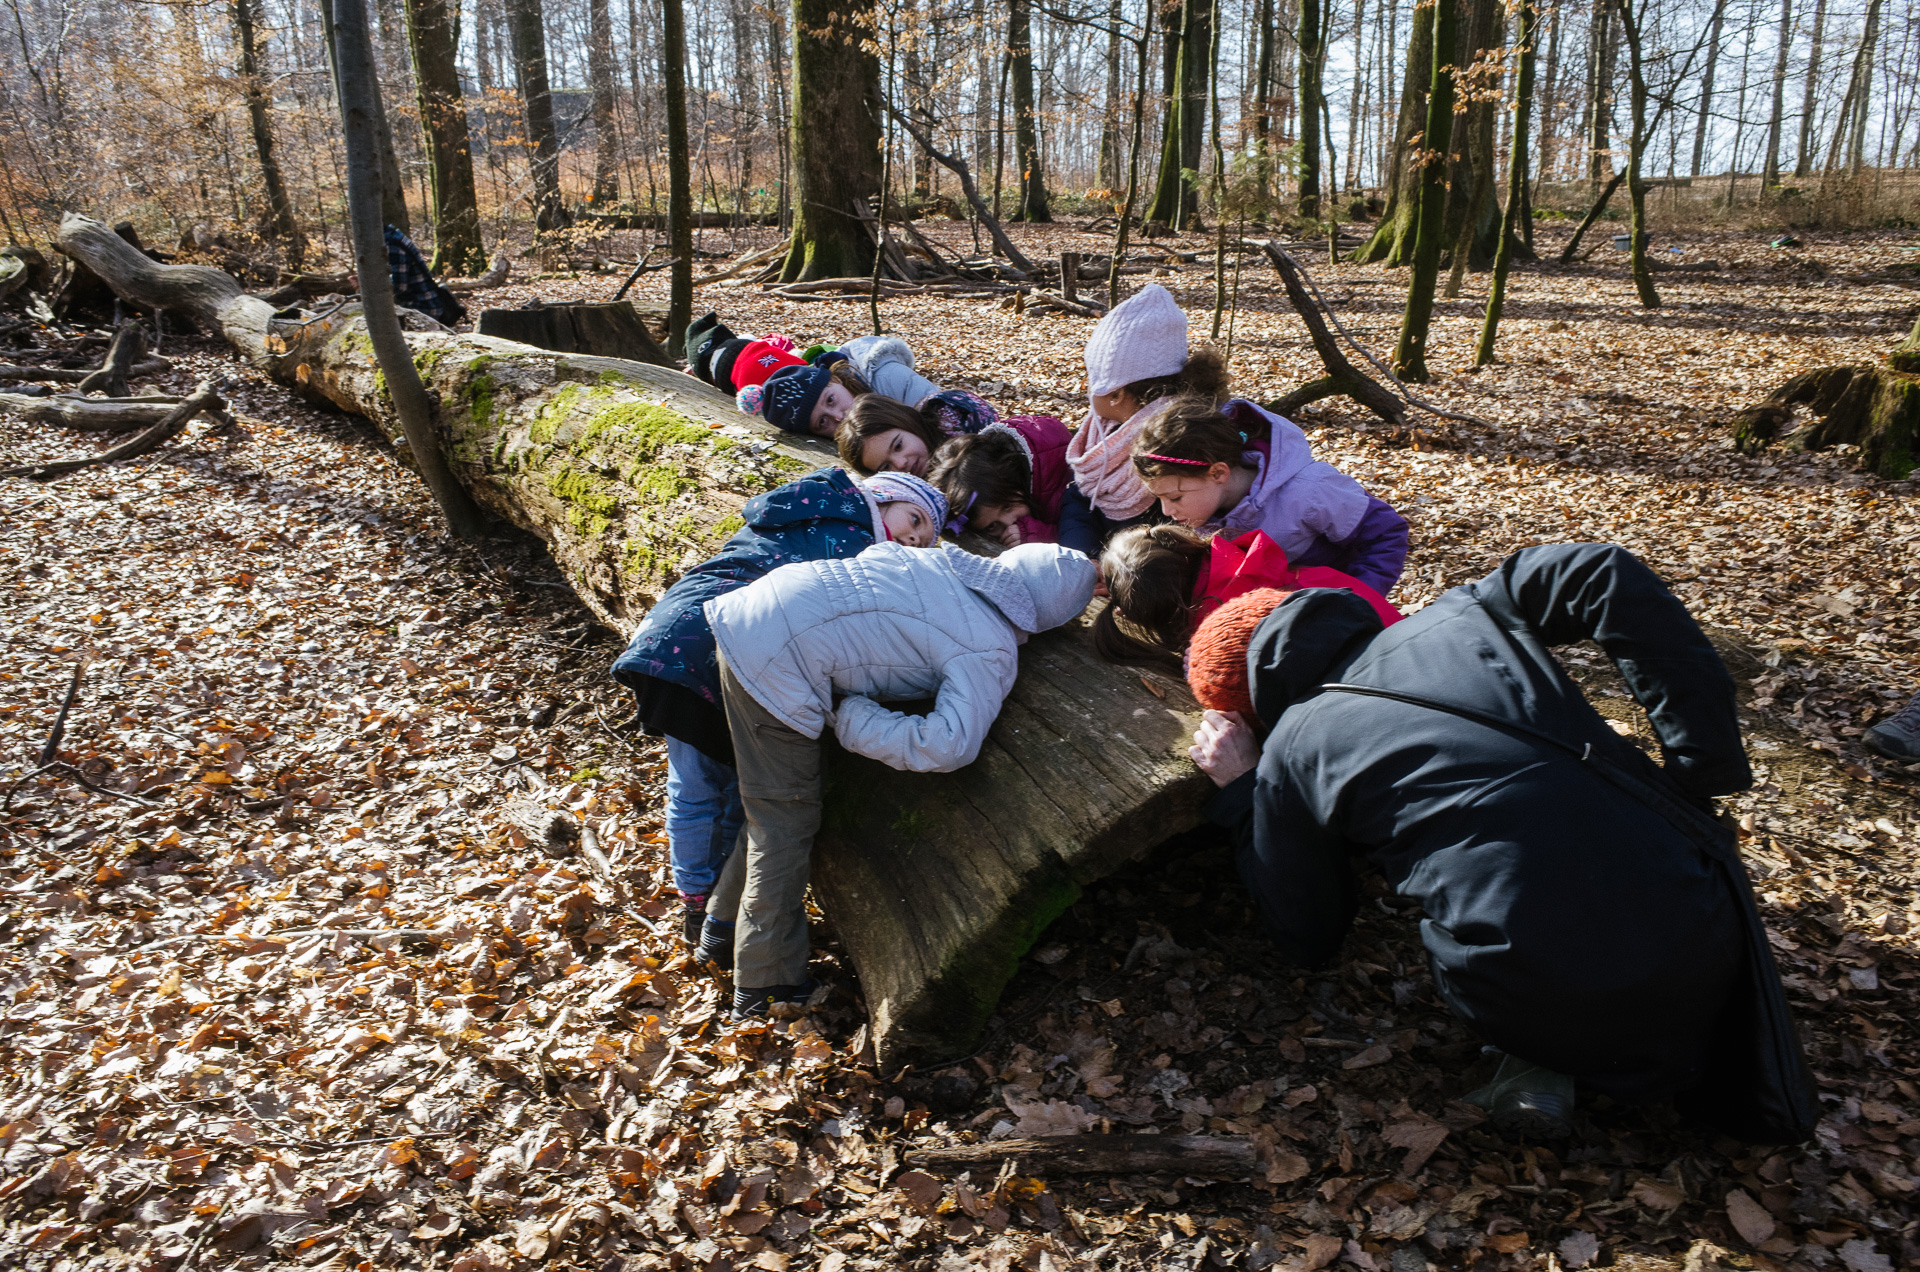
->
xmin=1185 ymin=543 xmax=1815 ymax=1142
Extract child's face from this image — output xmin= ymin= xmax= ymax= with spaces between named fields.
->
xmin=970 ymin=500 xmax=1030 ymax=546
xmin=1091 ymin=386 xmax=1142 ymax=425
xmin=809 ymin=383 xmax=857 ymax=435
xmin=1144 ymin=464 xmax=1232 ymax=526
xmin=880 ymin=500 xmax=937 ymax=548
xmin=859 ymin=428 xmax=930 ymax=477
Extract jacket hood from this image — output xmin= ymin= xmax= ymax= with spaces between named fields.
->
xmin=944 ymin=543 xmax=1098 ymax=635
xmin=1226 ymin=398 xmax=1314 ymax=489
xmin=1247 ymin=587 xmax=1384 ymax=727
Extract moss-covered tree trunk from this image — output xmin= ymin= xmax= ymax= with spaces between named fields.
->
xmin=403 ymin=0 xmax=488 ymax=276
xmin=780 ymin=0 xmax=882 ymax=281
xmin=1391 ymin=0 xmax=1456 ymax=382
xmin=1144 ymin=0 xmax=1209 ymax=229
xmin=1350 ymin=0 xmax=1432 ymax=264
xmin=1009 ymin=0 xmax=1051 ymax=222
xmin=58 ymin=211 xmax=1208 ymax=1070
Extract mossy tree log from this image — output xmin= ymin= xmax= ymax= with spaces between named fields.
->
xmin=54 ymin=212 xmax=1211 ymax=1068
xmin=1731 ymin=361 xmax=1919 ymax=480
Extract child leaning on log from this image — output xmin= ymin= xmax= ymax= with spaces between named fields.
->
xmin=836 ymin=389 xmax=1000 ymax=478
xmin=1092 ymin=524 xmax=1403 ymax=669
xmin=609 ymin=469 xmax=949 ymax=945
xmin=1130 ymin=396 xmax=1410 ymax=599
xmin=925 ymin=413 xmax=1075 ymax=547
xmin=700 ymin=542 xmax=1099 ymax=1019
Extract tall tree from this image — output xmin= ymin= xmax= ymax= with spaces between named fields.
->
xmin=507 ymin=0 xmax=570 ymax=230
xmin=1839 ymin=0 xmax=1884 ymax=173
xmin=1296 ymin=0 xmax=1326 ymax=216
xmin=1145 ymin=0 xmax=1211 ymax=227
xmin=318 ymin=0 xmax=411 ymax=232
xmin=662 ymin=0 xmax=692 ymax=341
xmin=1252 ymin=0 xmax=1277 ymax=201
xmin=1476 ymin=0 xmax=1537 ymax=364
xmin=1099 ymin=0 xmax=1123 ymax=189
xmin=1009 ymin=0 xmax=1051 ymax=220
xmin=232 ymin=0 xmax=306 ymax=266
xmin=328 ymin=0 xmax=486 ymax=537
xmin=588 ymin=0 xmax=621 ymax=204
xmin=1351 ymin=0 xmax=1435 ymax=263
xmin=1793 ymin=0 xmax=1825 ymax=176
xmin=1391 ymin=0 xmax=1457 ymax=382
xmin=1586 ymin=0 xmax=1616 ymax=188
xmin=1616 ymin=0 xmax=1657 ymax=307
xmin=1688 ymin=0 xmax=1724 ymax=177
xmin=402 ymin=0 xmax=486 ymax=274
xmin=1760 ymin=0 xmax=1793 ymax=191
xmin=780 ymin=0 xmax=883 ymax=280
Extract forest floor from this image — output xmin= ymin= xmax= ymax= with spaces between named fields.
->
xmin=0 ymin=219 xmax=1917 ymax=1272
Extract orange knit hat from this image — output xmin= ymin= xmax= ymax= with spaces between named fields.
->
xmin=1186 ymin=588 xmax=1292 ymax=716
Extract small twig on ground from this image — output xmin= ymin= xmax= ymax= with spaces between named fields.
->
xmin=177 ymin=1200 xmax=229 ymax=1269
xmin=1 ymin=760 xmax=157 ymax=813
xmin=38 ymin=663 xmax=83 ymax=766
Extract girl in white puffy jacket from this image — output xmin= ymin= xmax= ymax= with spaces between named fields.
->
xmin=698 ymin=541 xmax=1099 ymax=1018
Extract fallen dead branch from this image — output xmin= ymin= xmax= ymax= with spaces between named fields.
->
xmin=0 ymin=355 xmax=172 ymax=384
xmin=443 ymin=252 xmax=511 ymax=293
xmin=908 ymin=1134 xmax=1256 ymax=1179
xmin=1 ymin=377 xmax=225 ymax=479
xmin=0 ymin=393 xmax=184 ymax=430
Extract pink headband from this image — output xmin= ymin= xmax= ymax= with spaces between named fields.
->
xmin=1139 ymin=453 xmax=1212 ymax=466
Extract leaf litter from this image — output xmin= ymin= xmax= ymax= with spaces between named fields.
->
xmin=0 ymin=221 xmax=1916 ymax=1271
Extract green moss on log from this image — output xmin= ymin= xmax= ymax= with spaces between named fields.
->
xmin=547 ymin=465 xmax=621 ymax=536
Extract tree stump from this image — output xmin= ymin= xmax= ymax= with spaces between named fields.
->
xmin=476 ymin=301 xmax=675 ymax=369
xmin=54 ymin=212 xmax=1211 ymax=1068
xmin=1732 ymin=363 xmax=1919 ymax=480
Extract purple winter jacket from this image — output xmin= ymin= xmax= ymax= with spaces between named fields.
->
xmin=1203 ymin=399 xmax=1410 ymax=596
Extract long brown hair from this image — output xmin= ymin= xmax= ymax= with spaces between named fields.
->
xmin=836 ymin=395 xmax=943 ymax=474
xmin=1130 ymin=395 xmax=1253 ymax=482
xmin=1090 ymin=523 xmax=1211 ymax=668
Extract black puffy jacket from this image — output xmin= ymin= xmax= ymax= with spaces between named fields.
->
xmin=1208 ymin=544 xmax=1802 ymax=1116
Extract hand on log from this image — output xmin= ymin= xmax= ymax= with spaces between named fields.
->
xmin=1 ymin=378 xmax=225 ymax=479
xmin=907 ymin=1134 xmax=1255 ymax=1179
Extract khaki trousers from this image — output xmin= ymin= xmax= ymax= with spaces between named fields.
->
xmin=708 ymin=652 xmax=822 ymax=988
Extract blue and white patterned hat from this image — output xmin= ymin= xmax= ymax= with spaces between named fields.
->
xmin=738 ymin=362 xmax=833 ymax=433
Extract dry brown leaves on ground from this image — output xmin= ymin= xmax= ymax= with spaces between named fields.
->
xmin=0 ymin=222 xmax=1915 ymax=1272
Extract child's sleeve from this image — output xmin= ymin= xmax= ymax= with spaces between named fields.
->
xmin=847 ymin=336 xmax=943 ymax=406
xmin=831 ymin=649 xmax=1017 ymax=772
xmin=1056 ymin=482 xmax=1102 ymax=558
xmin=1329 ymin=496 xmax=1410 ymax=596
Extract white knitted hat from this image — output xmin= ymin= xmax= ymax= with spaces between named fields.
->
xmin=1084 ymin=283 xmax=1189 ymax=397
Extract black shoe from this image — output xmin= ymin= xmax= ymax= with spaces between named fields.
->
xmin=1463 ymin=1053 xmax=1575 ymax=1139
xmin=732 ymin=981 xmax=818 ymax=1020
xmin=696 ymin=916 xmax=736 ymax=970
xmin=1865 ymin=692 xmax=1920 ymax=762
xmin=680 ymin=894 xmax=708 ymax=946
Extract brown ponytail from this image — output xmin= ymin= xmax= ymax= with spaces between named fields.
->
xmin=1121 ymin=345 xmax=1230 ymax=407
xmin=1090 ymin=523 xmax=1211 ymax=669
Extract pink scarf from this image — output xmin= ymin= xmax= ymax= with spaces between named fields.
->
xmin=1065 ymin=397 xmax=1172 ymax=520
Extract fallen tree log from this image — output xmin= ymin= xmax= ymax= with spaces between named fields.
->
xmin=0 ymin=393 xmax=182 ymax=431
xmin=0 ymin=356 xmax=172 ymax=385
xmin=0 ymin=379 xmax=225 ymax=479
xmin=57 ymin=211 xmax=1210 ymax=1068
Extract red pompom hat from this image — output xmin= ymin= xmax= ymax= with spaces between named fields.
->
xmin=1186 ymin=587 xmax=1292 ymax=716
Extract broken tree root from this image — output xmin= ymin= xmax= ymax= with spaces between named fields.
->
xmin=1732 ymin=364 xmax=1919 ymax=480
xmin=76 ymin=319 xmax=148 ymax=396
xmin=0 ymin=393 xmax=183 ymax=431
xmin=1 ymin=378 xmax=225 ymax=479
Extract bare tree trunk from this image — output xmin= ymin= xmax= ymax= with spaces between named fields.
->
xmin=1350 ymin=0 xmax=1432 ymax=264
xmin=1343 ymin=0 xmax=1368 ymax=195
xmin=728 ymin=0 xmax=759 ymax=211
xmin=1760 ymin=0 xmax=1793 ymax=191
xmin=588 ymin=0 xmax=621 ymax=204
xmin=1477 ymin=0 xmax=1539 ymax=366
xmin=1844 ymin=0 xmax=1882 ymax=173
xmin=318 ymin=0 xmax=411 ymax=232
xmin=1253 ymin=0 xmax=1276 ymax=202
xmin=329 ymin=0 xmax=486 ymax=537
xmin=1392 ymin=0 xmax=1456 ymax=382
xmin=1010 ymin=0 xmax=1051 ymax=220
xmin=1617 ymin=0 xmax=1657 ymax=307
xmin=1296 ymin=0 xmax=1324 ymax=216
xmin=507 ymin=0 xmax=570 ymax=230
xmin=233 ymin=0 xmax=306 ymax=267
xmin=1108 ymin=0 xmax=1154 ymax=303
xmin=1587 ymin=0 xmax=1616 ymax=189
xmin=1535 ymin=0 xmax=1562 ymax=189
xmin=1099 ymin=0 xmax=1123 ymax=189
xmin=1688 ymin=0 xmax=1724 ymax=177
xmin=403 ymin=0 xmax=487 ymax=275
xmin=975 ymin=0 xmax=995 ymax=193
xmin=1145 ymin=0 xmax=1210 ymax=228
xmin=780 ymin=0 xmax=883 ymax=280
xmin=663 ymin=0 xmax=693 ymax=341
xmin=1793 ymin=0 xmax=1825 ymax=177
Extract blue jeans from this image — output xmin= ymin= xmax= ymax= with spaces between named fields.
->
xmin=665 ymin=737 xmax=744 ymax=897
